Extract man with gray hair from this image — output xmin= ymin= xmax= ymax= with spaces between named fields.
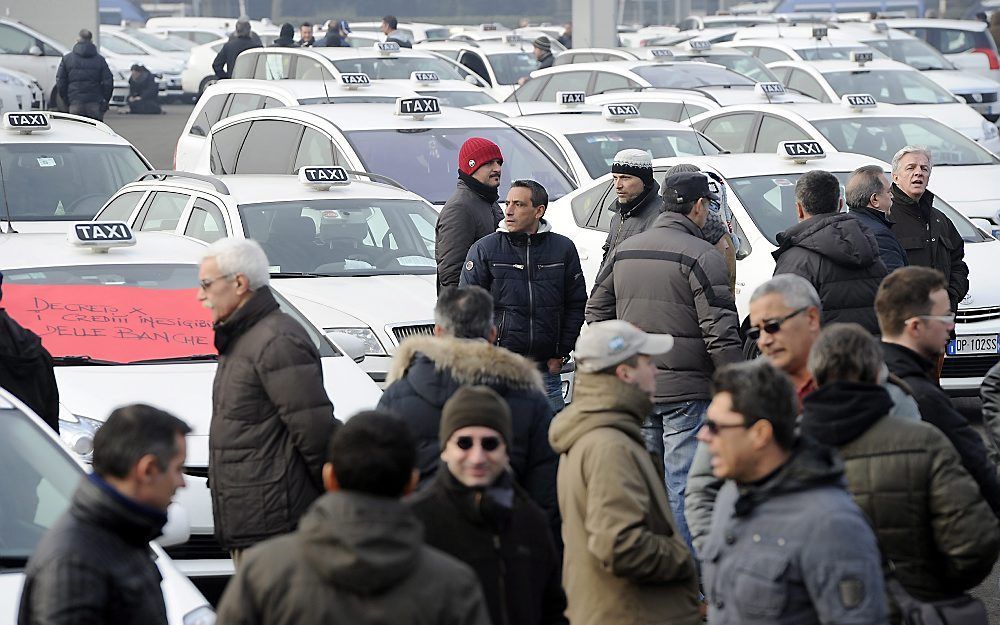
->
xmin=846 ymin=164 xmax=908 ymax=273
xmin=198 ymin=237 xmax=337 ymax=566
xmin=378 ymin=285 xmax=559 ymax=533
xmin=889 ymin=145 xmax=968 ymax=312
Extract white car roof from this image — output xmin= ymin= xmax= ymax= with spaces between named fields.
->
xmin=0 ymin=231 xmax=206 ymax=270
xmin=503 ymin=111 xmax=697 ymax=133
xmin=586 ymin=90 xmax=720 ymax=108
xmin=771 ymin=57 xmax=917 ymax=72
xmin=213 ymin=102 xmax=509 ymax=133
xmin=886 ymin=18 xmax=988 ymax=31
xmin=470 ymin=101 xmax=604 ymax=117
xmin=693 ymin=100 xmax=926 ymax=121
xmin=0 ymin=112 xmax=139 ymax=147
xmin=728 ymin=35 xmax=872 ymax=50
xmin=649 ymin=150 xmax=888 ymax=178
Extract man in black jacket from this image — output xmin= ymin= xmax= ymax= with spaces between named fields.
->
xmin=381 ymin=15 xmax=412 ymax=48
xmin=409 ymin=386 xmax=568 ymax=625
xmin=461 ymin=179 xmax=587 ymax=414
xmin=212 ymin=19 xmax=261 ymax=79
xmin=0 ymin=274 xmax=58 ymax=432
xmin=18 ymin=404 xmax=190 ymax=625
xmin=601 ymin=148 xmax=663 ymax=268
xmin=889 ymin=145 xmax=968 ymax=311
xmin=199 ymin=238 xmax=338 ymax=564
xmin=772 ymin=169 xmax=887 ymax=334
xmin=876 ymin=266 xmax=1000 ymax=517
xmin=846 ymin=165 xmax=907 ymax=273
xmin=127 ymin=64 xmax=161 ymax=114
xmin=379 ymin=285 xmax=559 ymax=532
xmin=533 ymin=37 xmax=554 ymax=69
xmin=436 ymin=137 xmax=504 ymax=291
xmin=55 ymin=29 xmax=113 ymax=121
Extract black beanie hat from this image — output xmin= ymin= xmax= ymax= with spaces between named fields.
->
xmin=439 ymin=386 xmax=513 ymax=448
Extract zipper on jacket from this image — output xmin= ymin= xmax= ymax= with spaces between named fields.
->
xmin=493 ymin=534 xmax=510 ymax=625
xmin=526 ymin=236 xmax=535 ymax=354
xmin=537 ymin=262 xmax=564 ymax=269
xmin=493 ymin=262 xmax=525 ymax=270
xmin=497 ymin=310 xmax=506 ymax=344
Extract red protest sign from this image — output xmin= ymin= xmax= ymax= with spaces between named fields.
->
xmin=2 ymin=284 xmax=215 ymax=363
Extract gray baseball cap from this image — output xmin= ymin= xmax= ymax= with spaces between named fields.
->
xmin=574 ymin=320 xmax=673 ymax=373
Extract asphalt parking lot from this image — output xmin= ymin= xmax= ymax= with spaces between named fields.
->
xmin=105 ymin=103 xmax=195 ymax=169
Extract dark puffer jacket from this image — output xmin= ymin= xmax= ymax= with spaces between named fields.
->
xmin=55 ymin=42 xmax=113 ymax=106
xmin=409 ymin=470 xmax=568 ymax=625
xmin=601 ymin=180 xmax=662 ymax=268
xmin=19 ymin=475 xmax=168 ymax=625
xmin=883 ymin=341 xmax=1000 ymax=517
xmin=802 ymin=382 xmax=1000 ymax=617
xmin=436 ymin=176 xmax=503 ymax=291
xmin=772 ymin=212 xmax=887 ymax=334
xmin=587 ymin=211 xmax=742 ymax=403
xmin=378 ymin=335 xmax=559 ymax=529
xmin=209 ymin=287 xmax=339 ymax=550
xmin=460 ymin=220 xmax=587 ymax=363
xmin=212 ymin=34 xmax=262 ymax=79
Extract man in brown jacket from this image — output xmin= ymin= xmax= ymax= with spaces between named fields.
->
xmin=199 ymin=237 xmax=338 ymax=565
xmin=548 ymin=320 xmax=701 ymax=625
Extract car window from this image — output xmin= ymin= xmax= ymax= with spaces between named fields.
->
xmin=293 ymin=127 xmax=337 ymax=170
xmin=101 ymin=34 xmax=146 ymax=55
xmin=0 ymin=24 xmax=39 ymax=54
xmin=191 ymin=31 xmax=221 ymax=44
xmin=458 ymin=50 xmax=491 ymax=83
xmin=294 ymin=57 xmax=333 ymax=80
xmin=755 ymin=46 xmax=792 ymax=64
xmin=636 ymin=101 xmax=708 ymax=122
xmin=822 ymin=69 xmax=955 ymax=105
xmin=700 ymin=113 xmax=756 ymax=153
xmin=566 ymin=129 xmax=721 ymax=179
xmin=939 ymin=29 xmax=978 ymax=54
xmin=210 ymin=121 xmax=251 ymax=174
xmin=866 ymin=38 xmax=950 ymax=70
xmin=226 ymin=93 xmax=263 ymax=116
xmin=632 ymin=64 xmax=755 ymax=87
xmin=96 ymin=190 xmax=146 ymax=223
xmin=813 ymin=116 xmax=999 ymax=165
xmin=487 ymin=52 xmax=541 ymax=85
xmin=570 ymin=179 xmax=616 ymax=229
xmin=262 ymin=96 xmax=285 ymax=109
xmin=754 ymin=115 xmax=811 ymax=153
xmin=785 ymin=70 xmax=828 ymax=102
xmin=591 ymin=71 xmax=638 ymax=95
xmin=508 ymin=75 xmax=547 ymax=101
xmin=701 ymin=54 xmax=778 ymax=82
xmin=231 ymin=53 xmax=256 ymax=78
xmin=429 ymin=48 xmax=460 ymax=60
xmin=537 ymin=72 xmax=592 ymax=102
xmin=520 ymin=129 xmax=573 ymax=178
xmin=139 ymin=191 xmax=189 ymax=231
xmin=234 ymin=120 xmax=304 ymax=174
xmin=185 ymin=197 xmax=228 ymax=243
xmin=189 ymin=93 xmax=228 ymax=136
xmin=255 ymin=52 xmax=293 ymax=79
xmin=798 ymin=46 xmax=877 ymax=61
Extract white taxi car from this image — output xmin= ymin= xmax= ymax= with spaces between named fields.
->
xmin=0 ymin=223 xmax=382 ymax=578
xmin=417 ymin=39 xmax=555 ymax=100
xmin=180 ymin=37 xmax=226 ymax=97
xmin=689 ymin=97 xmax=1000 ymax=223
xmin=0 ymin=388 xmax=215 ymax=625
xmin=555 ymin=42 xmax=781 ymax=82
xmin=93 ymin=169 xmax=441 ymax=385
xmin=99 ymin=28 xmax=185 ymax=101
xmin=0 ymin=111 xmax=151 ymax=232
xmin=889 ymin=18 xmax=1000 ymax=82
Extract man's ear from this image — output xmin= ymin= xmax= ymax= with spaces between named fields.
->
xmin=402 ymin=468 xmax=419 ymax=496
xmin=489 ymin=325 xmax=498 ymax=344
xmin=134 ymin=454 xmax=159 ymax=485
xmin=322 ymin=463 xmax=340 ymax=492
xmin=796 ymin=201 xmax=807 ymax=221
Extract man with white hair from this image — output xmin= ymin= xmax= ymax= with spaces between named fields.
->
xmin=889 ymin=145 xmax=968 ymax=312
xmin=198 ymin=238 xmax=338 ymax=567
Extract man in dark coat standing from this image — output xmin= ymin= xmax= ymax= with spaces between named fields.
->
xmin=199 ymin=238 xmax=338 ymax=566
xmin=436 ymin=137 xmax=504 ymax=291
xmin=126 ymin=64 xmax=161 ymax=114
xmin=601 ymin=149 xmax=663 ymax=268
xmin=18 ymin=405 xmax=190 ymax=625
xmin=772 ymin=169 xmax=887 ymax=334
xmin=213 ymin=19 xmax=261 ymax=79
xmin=0 ymin=274 xmax=58 ymax=432
xmin=271 ymin=23 xmax=295 ymax=47
xmin=409 ymin=386 xmax=568 ymax=625
xmin=55 ymin=29 xmax=113 ymax=121
xmin=846 ymin=164 xmax=907 ymax=272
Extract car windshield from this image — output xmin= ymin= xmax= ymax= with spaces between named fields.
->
xmin=101 ymin=34 xmax=147 ymax=55
xmin=631 ymin=64 xmax=755 ymax=88
xmin=487 ymin=52 xmax=539 ymax=84
xmin=727 ymin=171 xmax=985 ymax=244
xmin=239 ymin=199 xmax=438 ymax=276
xmin=822 ymin=69 xmax=956 ymax=104
xmin=424 ymin=28 xmax=452 ymax=40
xmin=0 ymin=402 xmax=83 ymax=563
xmin=795 ymin=45 xmax=882 ymax=61
xmin=812 ymin=117 xmax=999 ymax=165
xmin=864 ymin=38 xmax=951 ymax=70
xmin=123 ymin=29 xmax=194 ymax=51
xmin=1 ymin=144 xmax=149 ymax=221
xmin=298 ymin=95 xmax=399 ymax=104
xmin=416 ymin=89 xmax=496 ymax=107
xmin=566 ymin=129 xmax=721 ymax=179
xmin=344 ymin=127 xmax=575 ymax=203
xmin=678 ymin=55 xmax=778 ymax=81
xmin=331 ymin=56 xmax=465 ymax=80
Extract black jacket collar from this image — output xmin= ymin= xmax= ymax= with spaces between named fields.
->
xmin=435 ymin=466 xmax=516 ymax=532
xmin=615 ymin=180 xmax=661 ymax=219
xmin=733 ymin=437 xmax=845 ymax=517
xmin=458 ymin=172 xmax=500 ymax=205
xmin=891 ymin=183 xmax=934 ymax=221
xmin=881 ymin=341 xmax=936 ymax=381
xmin=73 ymin=474 xmax=167 ymax=546
xmin=800 ymin=381 xmax=894 ymax=446
xmin=850 ymin=205 xmax=895 ymax=227
xmin=213 ymin=286 xmax=280 ymax=354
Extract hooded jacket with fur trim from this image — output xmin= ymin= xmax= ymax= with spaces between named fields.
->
xmin=378 ymin=335 xmax=559 ymax=530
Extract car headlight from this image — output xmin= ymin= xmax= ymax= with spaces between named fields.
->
xmin=58 ymin=410 xmax=103 ymax=459
xmin=983 ymin=120 xmax=999 ymax=141
xmin=183 ymin=606 xmax=216 ymax=625
xmin=325 ymin=327 xmax=386 ymax=355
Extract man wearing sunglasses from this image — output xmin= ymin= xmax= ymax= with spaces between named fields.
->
xmin=410 ymin=386 xmax=567 ymax=625
xmin=878 ymin=266 xmax=1000 ymax=517
xmin=772 ymin=169 xmax=887 ymax=336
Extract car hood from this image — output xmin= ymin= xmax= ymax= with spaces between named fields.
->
xmin=920 ymin=69 xmax=1000 ymax=93
xmin=929 ymin=165 xmax=1000 ymax=218
xmin=960 ymin=239 xmax=1000 ymax=308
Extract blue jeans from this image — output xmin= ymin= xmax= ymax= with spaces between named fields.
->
xmin=641 ymin=400 xmax=708 ymax=553
xmin=543 ymin=371 xmax=565 ymax=414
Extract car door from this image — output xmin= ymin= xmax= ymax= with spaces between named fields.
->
xmin=0 ymin=23 xmax=62 ymax=95
xmin=233 ymin=119 xmax=305 ymax=174
xmin=95 ymin=190 xmax=149 ymax=225
xmin=134 ymin=191 xmax=193 ymax=232
xmin=785 ymin=68 xmax=831 ymax=102
xmin=183 ymin=196 xmax=230 ymax=243
xmin=697 ymin=112 xmax=760 ymax=153
xmin=752 ymin=115 xmax=812 ymax=154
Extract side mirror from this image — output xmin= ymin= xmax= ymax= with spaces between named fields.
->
xmin=28 ymin=45 xmax=43 ymax=57
xmin=326 ymin=332 xmax=367 ymax=363
xmin=971 ymin=217 xmax=998 ymax=238
xmin=156 ymin=502 xmax=191 ymax=548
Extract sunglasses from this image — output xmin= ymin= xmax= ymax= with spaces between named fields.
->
xmin=455 ymin=435 xmax=502 ymax=452
xmin=704 ymin=418 xmax=747 ymax=435
xmin=746 ymin=306 xmax=809 ymax=342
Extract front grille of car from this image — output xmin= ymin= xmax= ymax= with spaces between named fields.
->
xmin=942 ymin=354 xmax=1000 ymax=378
xmin=957 ymin=306 xmax=1000 ymax=324
xmin=390 ymin=323 xmax=435 ymax=344
xmin=960 ymin=92 xmax=999 ymax=104
xmin=164 ymin=534 xmax=229 ymax=561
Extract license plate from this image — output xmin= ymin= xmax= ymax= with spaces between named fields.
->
xmin=946 ymin=334 xmax=1000 ymax=356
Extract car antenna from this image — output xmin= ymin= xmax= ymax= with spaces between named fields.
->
xmin=680 ymin=99 xmax=708 ymax=156
xmin=321 ymin=68 xmax=332 ymax=104
xmin=0 ymin=157 xmax=16 ymax=233
xmin=511 ymin=71 xmax=525 ymax=117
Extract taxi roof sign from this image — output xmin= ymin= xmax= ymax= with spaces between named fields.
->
xmin=68 ymin=222 xmax=136 ymax=252
xmin=688 ymin=39 xmax=712 ymax=51
xmin=778 ymin=140 xmax=825 ymax=163
xmin=375 ymin=41 xmax=401 ymax=55
xmin=557 ymin=91 xmax=586 ymax=106
xmin=503 ymin=34 xmax=522 ymax=45
xmin=4 ymin=112 xmax=49 ymax=134
xmin=755 ymin=82 xmax=786 ymax=100
xmin=648 ymin=48 xmax=674 ymax=60
xmin=603 ymin=103 xmax=640 ymax=122
xmin=812 ymin=26 xmax=828 ymax=39
xmin=851 ymin=50 xmax=874 ymax=66
xmin=340 ymin=73 xmax=371 ymax=89
xmin=299 ymin=166 xmax=350 ymax=189
xmin=411 ymin=71 xmax=440 ymax=84
xmin=842 ymin=93 xmax=877 ymax=110
xmin=872 ymin=21 xmax=889 ymax=32
xmin=481 ymin=23 xmax=499 ymax=31
xmin=395 ymin=96 xmax=441 ymax=120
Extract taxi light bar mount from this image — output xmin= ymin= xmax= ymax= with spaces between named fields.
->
xmin=778 ymin=140 xmax=825 ymax=163
xmin=68 ymin=221 xmax=136 ymax=253
xmin=4 ymin=111 xmax=49 ymax=134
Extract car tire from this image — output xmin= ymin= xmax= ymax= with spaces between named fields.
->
xmin=198 ymin=76 xmax=217 ymax=96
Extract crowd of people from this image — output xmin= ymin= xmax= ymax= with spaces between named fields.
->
xmin=11 ymin=131 xmax=1000 ymax=625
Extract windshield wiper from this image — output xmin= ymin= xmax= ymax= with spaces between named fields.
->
xmin=53 ymin=355 xmax=120 ymax=366
xmin=0 ymin=556 xmax=29 ymax=570
xmin=127 ymin=354 xmax=218 ymax=365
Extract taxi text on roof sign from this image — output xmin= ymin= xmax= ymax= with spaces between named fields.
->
xmin=649 ymin=48 xmax=673 ymax=58
xmin=812 ymin=26 xmax=828 ymax=39
xmin=604 ymin=103 xmax=640 ymax=121
xmin=851 ymin=50 xmax=874 ymax=65
xmin=341 ymin=73 xmax=370 ymax=86
xmin=758 ymin=82 xmax=785 ymax=95
xmin=299 ymin=166 xmax=350 ymax=188
xmin=482 ymin=23 xmax=499 ymax=31
xmin=375 ymin=41 xmax=400 ymax=54
xmin=558 ymin=91 xmax=586 ymax=106
xmin=842 ymin=93 xmax=877 ymax=109
xmin=778 ymin=140 xmax=826 ymax=162
xmin=4 ymin=111 xmax=49 ymax=134
xmin=688 ymin=39 xmax=712 ymax=51
xmin=395 ymin=96 xmax=441 ymax=119
xmin=69 ymin=222 xmax=136 ymax=251
xmin=411 ymin=71 xmax=440 ymax=83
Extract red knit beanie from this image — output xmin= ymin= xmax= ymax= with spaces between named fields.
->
xmin=459 ymin=137 xmax=503 ymax=176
